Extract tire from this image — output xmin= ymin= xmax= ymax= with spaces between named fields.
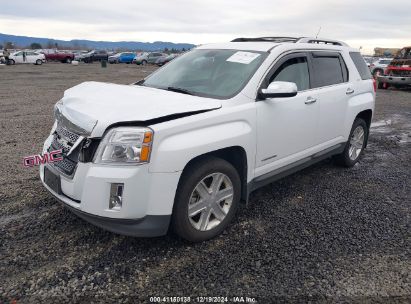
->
xmin=334 ymin=118 xmax=368 ymax=167
xmin=172 ymin=156 xmax=241 ymax=242
xmin=36 ymin=59 xmax=42 ymax=65
xmin=9 ymin=59 xmax=15 ymax=65
xmin=66 ymin=57 xmax=72 ymax=64
xmin=377 ymin=81 xmax=385 ymax=89
xmin=141 ymin=60 xmax=147 ymax=66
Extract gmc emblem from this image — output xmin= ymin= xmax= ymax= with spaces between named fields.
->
xmin=23 ymin=149 xmax=63 ymax=167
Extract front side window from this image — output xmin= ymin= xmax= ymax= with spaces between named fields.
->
xmin=269 ymin=57 xmax=310 ymax=91
xmin=142 ymin=49 xmax=267 ymax=99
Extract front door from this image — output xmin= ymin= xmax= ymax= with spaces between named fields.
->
xmin=255 ymin=53 xmax=319 ymax=177
xmin=13 ymin=52 xmax=24 ymax=63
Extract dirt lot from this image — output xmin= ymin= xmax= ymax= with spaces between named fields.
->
xmin=0 ymin=63 xmax=410 ymax=303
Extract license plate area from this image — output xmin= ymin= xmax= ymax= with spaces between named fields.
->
xmin=44 ymin=166 xmax=62 ymax=194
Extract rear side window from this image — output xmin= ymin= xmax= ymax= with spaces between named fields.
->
xmin=311 ymin=53 xmax=347 ymax=87
xmin=349 ymin=52 xmax=372 ymax=80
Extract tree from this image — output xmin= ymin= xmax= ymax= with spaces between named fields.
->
xmin=30 ymin=42 xmax=42 ymax=49
xmin=4 ymin=41 xmax=14 ymax=49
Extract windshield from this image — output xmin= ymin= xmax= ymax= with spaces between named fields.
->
xmin=141 ymin=49 xmax=267 ymax=99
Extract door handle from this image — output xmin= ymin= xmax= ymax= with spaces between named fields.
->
xmin=305 ymin=97 xmax=317 ymax=104
xmin=346 ymin=88 xmax=355 ymax=95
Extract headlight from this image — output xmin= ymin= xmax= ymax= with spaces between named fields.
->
xmin=93 ymin=127 xmax=153 ymax=165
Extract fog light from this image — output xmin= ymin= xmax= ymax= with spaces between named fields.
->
xmin=109 ymin=183 xmax=124 ymax=210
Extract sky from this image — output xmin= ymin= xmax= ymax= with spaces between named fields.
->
xmin=0 ymin=0 xmax=410 ymax=54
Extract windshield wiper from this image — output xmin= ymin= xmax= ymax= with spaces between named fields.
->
xmin=135 ymin=79 xmax=145 ymax=86
xmin=166 ymin=86 xmax=194 ymax=95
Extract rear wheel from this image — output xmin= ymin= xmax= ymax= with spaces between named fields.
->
xmin=141 ymin=60 xmax=147 ymax=66
xmin=9 ymin=59 xmax=15 ymax=65
xmin=334 ymin=118 xmax=368 ymax=167
xmin=66 ymin=57 xmax=72 ymax=64
xmin=172 ymin=157 xmax=241 ymax=242
xmin=36 ymin=59 xmax=42 ymax=65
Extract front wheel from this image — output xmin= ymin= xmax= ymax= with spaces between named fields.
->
xmin=141 ymin=60 xmax=147 ymax=66
xmin=172 ymin=157 xmax=241 ymax=242
xmin=66 ymin=58 xmax=72 ymax=64
xmin=334 ymin=118 xmax=368 ymax=167
xmin=36 ymin=59 xmax=43 ymax=65
xmin=8 ymin=59 xmax=15 ymax=65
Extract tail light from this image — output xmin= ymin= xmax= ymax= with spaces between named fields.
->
xmin=372 ymin=79 xmax=377 ymax=92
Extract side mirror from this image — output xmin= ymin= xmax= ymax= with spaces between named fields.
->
xmin=258 ymin=81 xmax=298 ymax=99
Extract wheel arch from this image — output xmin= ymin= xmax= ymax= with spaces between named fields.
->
xmin=355 ymin=109 xmax=373 ymax=147
xmin=180 ymin=146 xmax=248 ymax=203
xmin=356 ymin=109 xmax=373 ymax=129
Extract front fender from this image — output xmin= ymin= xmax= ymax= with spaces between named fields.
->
xmin=148 ymin=104 xmax=256 ymax=176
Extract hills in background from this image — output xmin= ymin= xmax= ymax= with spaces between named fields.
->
xmin=0 ymin=33 xmax=196 ymax=51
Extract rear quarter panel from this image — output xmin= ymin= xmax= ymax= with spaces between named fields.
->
xmin=342 ymin=51 xmax=375 ymax=138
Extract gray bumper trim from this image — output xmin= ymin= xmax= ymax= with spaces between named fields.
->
xmin=377 ymin=75 xmax=411 ymax=85
xmin=57 ymin=197 xmax=171 ymax=237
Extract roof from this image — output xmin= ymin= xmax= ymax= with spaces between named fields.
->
xmin=196 ymin=37 xmax=350 ymax=53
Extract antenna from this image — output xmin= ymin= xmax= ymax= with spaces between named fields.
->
xmin=315 ymin=26 xmax=322 ymax=39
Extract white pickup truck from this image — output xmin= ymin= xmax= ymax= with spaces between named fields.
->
xmin=41 ymin=37 xmax=375 ymax=242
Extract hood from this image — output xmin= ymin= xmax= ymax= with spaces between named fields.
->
xmin=57 ymin=81 xmax=221 ymax=137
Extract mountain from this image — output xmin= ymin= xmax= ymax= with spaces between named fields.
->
xmin=0 ymin=33 xmax=195 ymax=51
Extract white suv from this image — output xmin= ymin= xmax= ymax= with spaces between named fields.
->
xmin=40 ymin=37 xmax=375 ymax=242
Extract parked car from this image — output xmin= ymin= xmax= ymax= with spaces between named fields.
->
xmin=155 ymin=53 xmax=179 ymax=66
xmin=79 ymin=50 xmax=109 ymax=63
xmin=369 ymin=58 xmax=392 ymax=78
xmin=133 ymin=52 xmax=165 ymax=65
xmin=108 ymin=52 xmax=136 ymax=64
xmin=41 ymin=37 xmax=375 ymax=242
xmin=74 ymin=51 xmax=88 ymax=61
xmin=9 ymin=51 xmax=46 ymax=65
xmin=377 ymin=46 xmax=411 ymax=89
xmin=44 ymin=51 xmax=75 ymax=63
xmin=362 ymin=56 xmax=375 ymax=67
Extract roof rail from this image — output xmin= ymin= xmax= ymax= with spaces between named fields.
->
xmin=231 ymin=36 xmax=349 ymax=47
xmin=297 ymin=37 xmax=348 ymax=46
xmin=231 ymin=37 xmax=299 ymax=43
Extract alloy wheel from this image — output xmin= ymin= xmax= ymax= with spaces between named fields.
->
xmin=348 ymin=125 xmax=365 ymax=160
xmin=188 ymin=173 xmax=234 ymax=231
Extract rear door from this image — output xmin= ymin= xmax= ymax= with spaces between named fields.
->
xmin=25 ymin=51 xmax=37 ymax=63
xmin=309 ymin=52 xmax=350 ymax=146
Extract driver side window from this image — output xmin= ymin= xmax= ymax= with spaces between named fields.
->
xmin=270 ymin=57 xmax=310 ymax=91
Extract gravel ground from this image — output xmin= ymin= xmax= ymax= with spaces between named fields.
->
xmin=0 ymin=63 xmax=410 ymax=303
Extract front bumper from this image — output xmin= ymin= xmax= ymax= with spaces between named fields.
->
xmin=377 ymin=75 xmax=411 ymax=86
xmin=40 ymin=161 xmax=181 ymax=237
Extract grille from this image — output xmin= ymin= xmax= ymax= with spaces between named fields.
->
xmin=52 ymin=157 xmax=77 ymax=175
xmin=48 ymin=122 xmax=82 ymax=176
xmin=56 ymin=124 xmax=80 ymax=143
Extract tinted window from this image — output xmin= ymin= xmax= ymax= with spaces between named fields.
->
xmin=350 ymin=52 xmax=372 ymax=80
xmin=311 ymin=55 xmax=345 ymax=87
xmin=270 ymin=57 xmax=310 ymax=91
